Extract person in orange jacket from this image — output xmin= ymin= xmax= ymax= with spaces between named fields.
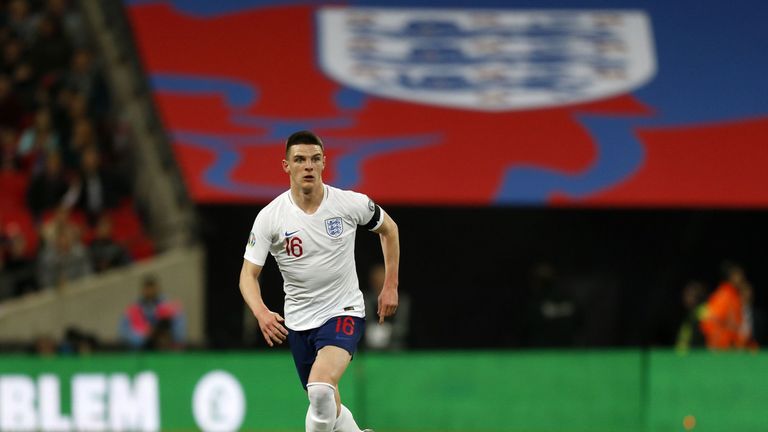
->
xmin=700 ymin=262 xmax=758 ymax=350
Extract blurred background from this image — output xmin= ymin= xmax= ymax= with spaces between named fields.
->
xmin=0 ymin=0 xmax=767 ymax=431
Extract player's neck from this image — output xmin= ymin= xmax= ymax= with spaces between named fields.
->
xmin=290 ymin=183 xmax=325 ymax=214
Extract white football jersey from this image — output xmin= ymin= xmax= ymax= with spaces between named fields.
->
xmin=244 ymin=185 xmax=384 ymax=330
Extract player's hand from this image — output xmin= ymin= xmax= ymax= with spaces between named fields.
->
xmin=256 ymin=311 xmax=289 ymax=347
xmin=377 ymin=286 xmax=398 ymax=324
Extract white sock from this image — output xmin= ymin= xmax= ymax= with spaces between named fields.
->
xmin=333 ymin=404 xmax=361 ymax=432
xmin=306 ymin=383 xmax=337 ymax=432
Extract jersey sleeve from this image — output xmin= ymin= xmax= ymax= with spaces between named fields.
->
xmin=346 ymin=191 xmax=385 ymax=231
xmin=243 ymin=210 xmax=273 ymax=266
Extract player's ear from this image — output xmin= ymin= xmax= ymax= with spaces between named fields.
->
xmin=282 ymin=159 xmax=289 ymax=173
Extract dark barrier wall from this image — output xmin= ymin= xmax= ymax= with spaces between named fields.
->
xmin=201 ymin=205 xmax=768 ymax=349
xmin=0 ymin=351 xmax=765 ymax=431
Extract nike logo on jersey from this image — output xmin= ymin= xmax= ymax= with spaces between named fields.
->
xmin=284 ymin=230 xmax=300 ymax=237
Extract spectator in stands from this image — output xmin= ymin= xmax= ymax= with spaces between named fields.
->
xmin=36 ymin=216 xmax=91 ymax=288
xmin=88 ymin=214 xmax=131 ymax=272
xmin=61 ymin=116 xmax=93 ymax=169
xmin=38 ymin=206 xmax=80 ymax=245
xmin=67 ymin=145 xmax=122 ymax=224
xmin=0 ymin=73 xmax=23 ymax=130
xmin=13 ymin=61 xmax=35 ymax=109
xmin=65 ymin=48 xmax=109 ymax=118
xmin=50 ymin=88 xmax=78 ymax=165
xmin=3 ymin=37 xmax=36 ymax=111
xmin=6 ymin=0 xmax=36 ymax=44
xmin=1 ymin=225 xmax=36 ymax=296
xmin=17 ymin=107 xmax=60 ymax=173
xmin=675 ymin=280 xmax=707 ymax=353
xmin=26 ymin=151 xmax=69 ymax=220
xmin=43 ymin=0 xmax=87 ymax=48
xmin=120 ymin=275 xmax=186 ymax=350
xmin=59 ymin=326 xmax=98 ymax=355
xmin=30 ymin=328 xmax=97 ymax=356
xmin=0 ymin=127 xmax=21 ymax=172
xmin=32 ymin=334 xmax=58 ymax=356
xmin=364 ymin=263 xmax=410 ymax=351
xmin=28 ymin=13 xmax=72 ymax=78
xmin=66 ymin=90 xmax=89 ymax=123
xmin=700 ymin=261 xmax=758 ymax=350
xmin=2 ymin=37 xmax=24 ymax=74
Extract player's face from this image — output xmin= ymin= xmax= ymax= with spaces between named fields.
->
xmin=283 ymin=144 xmax=325 ymax=191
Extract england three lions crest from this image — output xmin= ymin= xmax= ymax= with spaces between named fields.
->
xmin=325 ymin=217 xmax=344 ymax=238
xmin=318 ymin=7 xmax=656 ymax=111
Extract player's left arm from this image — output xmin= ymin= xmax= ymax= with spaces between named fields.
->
xmin=373 ymin=212 xmax=400 ymax=324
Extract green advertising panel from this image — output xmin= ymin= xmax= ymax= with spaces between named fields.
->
xmin=0 ymin=351 xmax=765 ymax=431
xmin=646 ymin=351 xmax=768 ymax=432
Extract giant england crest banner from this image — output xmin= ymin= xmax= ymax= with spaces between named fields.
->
xmin=319 ymin=8 xmax=656 ymax=112
xmin=126 ymin=1 xmax=768 ymax=207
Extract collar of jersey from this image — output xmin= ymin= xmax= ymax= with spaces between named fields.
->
xmin=288 ymin=184 xmax=328 ymax=216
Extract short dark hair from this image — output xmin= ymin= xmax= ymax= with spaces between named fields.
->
xmin=286 ymin=130 xmax=323 ymax=154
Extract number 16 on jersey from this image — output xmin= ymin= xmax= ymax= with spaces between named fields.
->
xmin=285 ymin=237 xmax=303 ymax=257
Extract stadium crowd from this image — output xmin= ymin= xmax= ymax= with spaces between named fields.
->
xmin=0 ymin=0 xmax=152 ymax=301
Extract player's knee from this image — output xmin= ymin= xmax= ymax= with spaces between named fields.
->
xmin=306 ymin=382 xmax=336 ymax=432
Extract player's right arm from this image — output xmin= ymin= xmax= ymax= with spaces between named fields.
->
xmin=239 ymin=259 xmax=288 ymax=347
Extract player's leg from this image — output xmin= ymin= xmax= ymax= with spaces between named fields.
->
xmin=307 ymin=316 xmax=369 ymax=432
xmin=306 ymin=380 xmax=337 ymax=432
xmin=335 ymin=404 xmax=369 ymax=432
xmin=287 ymin=327 xmax=339 ymax=432
xmin=305 ymin=346 xmax=348 ymax=431
xmin=308 ymin=345 xmax=367 ymax=432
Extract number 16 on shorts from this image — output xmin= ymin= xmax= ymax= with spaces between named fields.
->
xmin=335 ymin=316 xmax=355 ymax=336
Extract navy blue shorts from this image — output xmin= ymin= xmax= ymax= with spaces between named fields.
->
xmin=287 ymin=316 xmax=365 ymax=389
